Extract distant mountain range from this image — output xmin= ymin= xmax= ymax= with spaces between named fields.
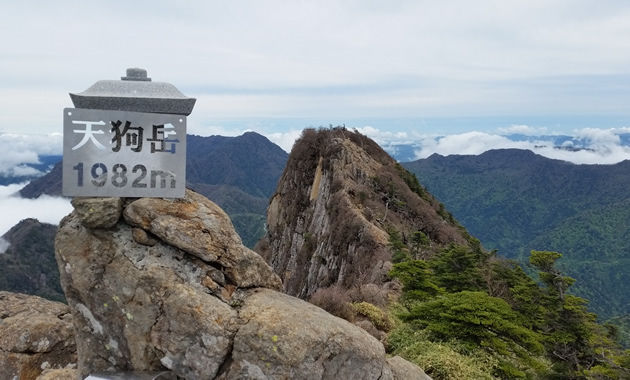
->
xmin=403 ymin=149 xmax=630 ymax=320
xmin=0 ymin=155 xmax=61 ymax=186
xmin=19 ymin=132 xmax=288 ymax=248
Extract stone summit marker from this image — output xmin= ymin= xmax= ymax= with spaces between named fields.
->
xmin=62 ymin=68 xmax=195 ymax=198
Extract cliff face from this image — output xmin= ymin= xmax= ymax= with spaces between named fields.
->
xmin=54 ymin=190 xmax=426 ymax=379
xmin=256 ymin=128 xmax=472 ymax=299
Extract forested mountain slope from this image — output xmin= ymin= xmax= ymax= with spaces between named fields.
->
xmin=403 ymin=149 xmax=630 ymax=320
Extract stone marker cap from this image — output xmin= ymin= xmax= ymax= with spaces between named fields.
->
xmin=121 ymin=67 xmax=151 ymax=81
xmin=69 ymin=68 xmax=196 ymax=116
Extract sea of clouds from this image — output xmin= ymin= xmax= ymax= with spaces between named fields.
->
xmin=355 ymin=125 xmax=630 ymax=165
xmin=0 ymin=132 xmax=62 ymax=176
xmin=0 ymin=133 xmax=69 ymax=253
xmin=261 ymin=125 xmax=630 ymax=164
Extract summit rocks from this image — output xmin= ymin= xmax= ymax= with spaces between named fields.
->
xmin=54 ymin=189 xmax=418 ymax=379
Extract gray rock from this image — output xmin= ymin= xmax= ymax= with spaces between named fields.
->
xmin=132 ymin=227 xmax=158 ymax=246
xmin=123 ymin=190 xmax=281 ymax=289
xmin=56 ymin=213 xmax=238 ymax=378
xmin=71 ymin=197 xmax=122 ymax=228
xmin=387 ymin=356 xmax=432 ymax=380
xmin=84 ymin=372 xmax=176 ymax=380
xmin=222 ymin=288 xmax=393 ymax=380
xmin=0 ymin=291 xmax=76 ymax=380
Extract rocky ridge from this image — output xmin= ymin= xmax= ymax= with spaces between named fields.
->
xmin=54 ymin=189 xmax=429 ymax=379
xmin=256 ymin=128 xmax=472 ymax=299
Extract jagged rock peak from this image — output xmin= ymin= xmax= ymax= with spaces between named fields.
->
xmin=54 ymin=189 xmax=422 ymax=379
xmin=256 ymin=127 xmax=472 ymax=299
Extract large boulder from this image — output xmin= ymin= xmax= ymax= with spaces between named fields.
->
xmin=0 ymin=291 xmax=76 ymax=380
xmin=221 ymin=288 xmax=387 ymax=379
xmin=55 ymin=190 xmax=424 ymax=379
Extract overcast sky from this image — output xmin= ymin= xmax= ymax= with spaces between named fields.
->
xmin=3 ymin=0 xmax=630 ymax=165
xmin=2 ymin=1 xmax=630 ymax=139
xmin=2 ymin=1 xmax=630 ymax=232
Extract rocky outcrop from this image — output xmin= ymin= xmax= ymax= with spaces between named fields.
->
xmin=256 ymin=128 xmax=472 ymax=299
xmin=55 ymin=190 xmax=421 ymax=379
xmin=0 ymin=291 xmax=76 ymax=380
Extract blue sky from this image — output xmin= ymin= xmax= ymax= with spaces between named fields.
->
xmin=1 ymin=1 xmax=630 ymax=154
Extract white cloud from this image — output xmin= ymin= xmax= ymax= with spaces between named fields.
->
xmin=264 ymin=125 xmax=416 ymax=153
xmin=412 ymin=129 xmax=630 ymax=164
xmin=0 ymin=133 xmax=62 ymax=176
xmin=497 ymin=125 xmax=549 ymax=135
xmin=187 ymin=122 xmax=248 ymax=138
xmin=10 ymin=165 xmax=43 ymax=177
xmin=354 ymin=126 xmax=410 ymax=144
xmin=265 ymin=130 xmax=303 ymax=152
xmin=415 ymin=132 xmax=537 ymax=157
xmin=0 ymin=183 xmax=72 ymax=237
xmin=574 ymin=127 xmax=621 ymax=146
